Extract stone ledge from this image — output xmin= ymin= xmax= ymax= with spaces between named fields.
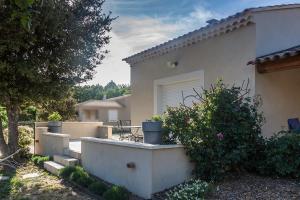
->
xmin=80 ymin=137 xmax=184 ymax=150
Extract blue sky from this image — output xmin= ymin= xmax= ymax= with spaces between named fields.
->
xmin=87 ymin=0 xmax=300 ymax=85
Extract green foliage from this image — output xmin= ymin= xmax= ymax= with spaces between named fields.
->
xmin=88 ymin=182 xmax=108 ymax=196
xmin=151 ymin=115 xmax=162 ymax=122
xmin=10 ymin=0 xmax=34 ymax=30
xmin=31 ymin=155 xmax=50 ymax=167
xmin=38 ymin=96 xmax=77 ymax=121
xmin=258 ymin=132 xmax=300 ymax=178
xmin=0 ymin=0 xmax=113 ymax=153
xmin=59 ymin=166 xmax=77 ymax=179
xmin=163 ymin=80 xmax=265 ymax=181
xmin=17 ymin=126 xmax=33 ymax=157
xmin=73 ymin=82 xmax=130 ymax=103
xmin=47 ymin=112 xmax=62 ymax=121
xmin=0 ymin=175 xmax=24 ymax=199
xmin=19 ymin=105 xmax=37 ymax=122
xmin=0 ymin=0 xmax=113 ymax=105
xmin=60 ymin=166 xmax=109 ymax=195
xmin=3 ymin=126 xmax=33 ymax=157
xmin=62 ymin=166 xmax=93 ymax=188
xmin=0 ymin=106 xmax=8 ymax=129
xmin=166 ymin=179 xmax=212 ymax=200
xmin=103 ymin=185 xmax=130 ymax=200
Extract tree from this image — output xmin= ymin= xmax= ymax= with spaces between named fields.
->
xmin=0 ymin=0 xmax=113 ymax=155
xmin=104 ymin=80 xmax=118 ymax=90
xmin=37 ymin=96 xmax=77 ymax=121
xmin=73 ymin=84 xmax=104 ymax=103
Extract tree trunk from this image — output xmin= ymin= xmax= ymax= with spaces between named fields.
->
xmin=0 ymin=116 xmax=8 ymax=157
xmin=7 ymin=104 xmax=19 ymax=154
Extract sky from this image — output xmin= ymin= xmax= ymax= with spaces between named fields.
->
xmin=86 ymin=0 xmax=300 ymax=85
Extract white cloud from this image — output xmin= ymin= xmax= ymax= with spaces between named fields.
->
xmin=88 ymin=5 xmax=219 ymax=85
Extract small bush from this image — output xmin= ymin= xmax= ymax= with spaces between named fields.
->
xmin=88 ymin=182 xmax=108 ymax=196
xmin=69 ymin=166 xmax=93 ymax=187
xmin=3 ymin=126 xmax=33 ymax=158
xmin=48 ymin=112 xmax=62 ymax=121
xmin=258 ymin=132 xmax=300 ymax=178
xmin=59 ymin=166 xmax=77 ymax=179
xmin=31 ymin=155 xmax=49 ymax=167
xmin=103 ymin=185 xmax=130 ymax=200
xmin=166 ymin=179 xmax=212 ymax=200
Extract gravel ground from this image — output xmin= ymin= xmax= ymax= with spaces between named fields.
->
xmin=153 ymin=173 xmax=300 ymax=200
xmin=208 ymin=174 xmax=300 ymax=200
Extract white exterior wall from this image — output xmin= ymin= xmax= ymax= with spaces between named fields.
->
xmin=254 ymin=8 xmax=300 ymax=136
xmin=80 ymin=138 xmax=193 ymax=199
xmin=254 ymin=8 xmax=300 ymax=56
xmin=130 ymin=25 xmax=256 ymax=127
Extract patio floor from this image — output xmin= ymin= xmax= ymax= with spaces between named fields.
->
xmin=68 ymin=135 xmax=134 ymax=153
xmin=69 ymin=140 xmax=81 ymax=153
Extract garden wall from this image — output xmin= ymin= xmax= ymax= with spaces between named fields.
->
xmin=35 ymin=122 xmax=111 ymax=140
xmin=35 ymin=130 xmax=69 ymax=156
xmin=80 ymin=137 xmax=193 ymax=199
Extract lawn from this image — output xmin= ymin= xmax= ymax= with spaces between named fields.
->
xmin=0 ymin=161 xmax=96 ymax=200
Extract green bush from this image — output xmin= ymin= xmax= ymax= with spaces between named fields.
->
xmin=166 ymin=179 xmax=212 ymax=200
xmin=88 ymin=182 xmax=108 ymax=196
xmin=59 ymin=166 xmax=77 ymax=179
xmin=48 ymin=112 xmax=62 ymax=121
xmin=31 ymin=155 xmax=49 ymax=167
xmin=3 ymin=126 xmax=34 ymax=157
xmin=163 ymin=80 xmax=265 ymax=181
xmin=258 ymin=132 xmax=300 ymax=178
xmin=67 ymin=166 xmax=93 ymax=187
xmin=103 ymin=185 xmax=130 ymax=200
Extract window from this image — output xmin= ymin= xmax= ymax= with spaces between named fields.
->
xmin=108 ymin=109 xmax=118 ymax=122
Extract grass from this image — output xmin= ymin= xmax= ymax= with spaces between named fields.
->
xmin=0 ymin=161 xmax=95 ymax=200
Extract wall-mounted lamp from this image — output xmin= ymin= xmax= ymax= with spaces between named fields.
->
xmin=167 ymin=61 xmax=178 ymax=69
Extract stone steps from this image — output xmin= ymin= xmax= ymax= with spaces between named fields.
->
xmin=44 ymin=161 xmax=64 ymax=176
xmin=68 ymin=149 xmax=81 ymax=160
xmin=54 ymin=155 xmax=78 ymax=167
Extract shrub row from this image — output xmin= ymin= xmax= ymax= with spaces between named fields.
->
xmin=59 ymin=166 xmax=129 ymax=200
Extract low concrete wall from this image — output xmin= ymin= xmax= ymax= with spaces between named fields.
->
xmin=37 ymin=132 xmax=69 ymax=156
xmin=61 ymin=122 xmax=103 ymax=139
xmin=35 ymin=122 xmax=111 ymax=140
xmin=81 ymin=138 xmax=193 ymax=199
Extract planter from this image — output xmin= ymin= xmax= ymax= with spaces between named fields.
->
xmin=142 ymin=121 xmax=162 ymax=144
xmin=48 ymin=121 xmax=62 ymax=133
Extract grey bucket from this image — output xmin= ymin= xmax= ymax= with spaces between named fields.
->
xmin=142 ymin=121 xmax=162 ymax=144
xmin=48 ymin=121 xmax=62 ymax=133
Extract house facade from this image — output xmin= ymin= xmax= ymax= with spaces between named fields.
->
xmin=123 ymin=4 xmax=300 ymax=137
xmin=76 ymin=95 xmax=131 ymax=123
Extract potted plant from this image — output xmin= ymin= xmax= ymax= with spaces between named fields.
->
xmin=142 ymin=115 xmax=162 ymax=144
xmin=48 ymin=112 xmax=62 ymax=133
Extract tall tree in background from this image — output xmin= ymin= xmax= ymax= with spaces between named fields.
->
xmin=0 ymin=0 xmax=113 ymax=155
xmin=73 ymin=81 xmax=131 ymax=103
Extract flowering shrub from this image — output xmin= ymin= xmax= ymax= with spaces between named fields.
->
xmin=166 ymin=179 xmax=212 ymax=200
xmin=162 ymin=80 xmax=265 ymax=181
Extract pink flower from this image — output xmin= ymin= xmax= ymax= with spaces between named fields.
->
xmin=217 ymin=132 xmax=224 ymax=141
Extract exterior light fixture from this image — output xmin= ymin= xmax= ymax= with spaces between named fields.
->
xmin=167 ymin=61 xmax=178 ymax=69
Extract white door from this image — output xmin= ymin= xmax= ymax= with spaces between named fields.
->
xmin=108 ymin=109 xmax=118 ymax=122
xmin=155 ymin=70 xmax=204 ymax=114
xmin=159 ymin=80 xmax=202 ymax=113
